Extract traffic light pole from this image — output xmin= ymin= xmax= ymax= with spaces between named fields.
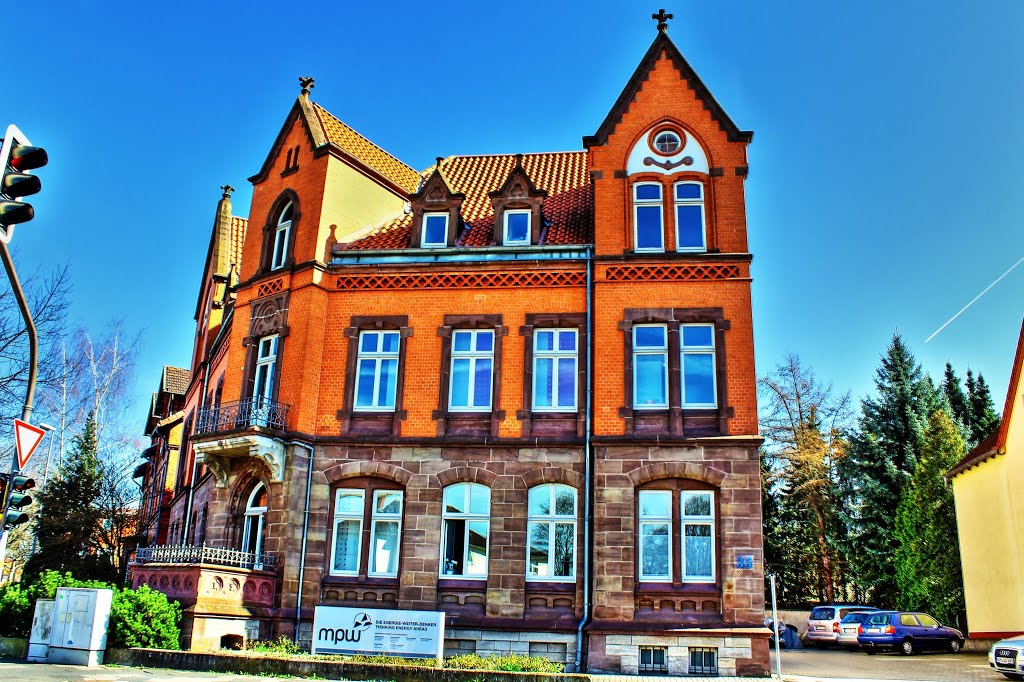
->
xmin=0 ymin=238 xmax=39 ymax=569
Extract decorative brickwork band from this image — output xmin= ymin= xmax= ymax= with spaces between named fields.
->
xmin=336 ymin=270 xmax=585 ymax=291
xmin=604 ymin=264 xmax=741 ymax=282
xmin=256 ymin=278 xmax=285 ymax=298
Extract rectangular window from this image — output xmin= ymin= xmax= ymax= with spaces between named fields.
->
xmin=449 ymin=330 xmax=494 ymax=411
xmin=633 ymin=325 xmax=668 ymax=409
xmin=532 ymin=328 xmax=578 ymax=412
xmin=633 ymin=183 xmax=664 ymax=252
xmin=331 ymin=489 xmax=364 ymax=576
xmin=503 ymin=209 xmax=530 ymax=245
xmin=441 ymin=483 xmax=490 ymax=578
xmin=681 ymin=490 xmax=715 ymax=581
xmin=369 ymin=490 xmax=403 ymax=577
xmin=681 ymin=324 xmax=716 ymax=407
xmin=638 ymin=490 xmax=672 ymax=581
xmin=354 ymin=330 xmax=401 ymax=411
xmin=688 ymin=647 xmax=718 ymax=676
xmin=527 ymin=484 xmax=577 ymax=581
xmin=674 ymin=182 xmax=706 ymax=252
xmin=422 ymin=213 xmax=449 ymax=248
xmin=639 ymin=646 xmax=668 ymax=674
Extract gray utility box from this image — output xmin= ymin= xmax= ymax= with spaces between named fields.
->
xmin=47 ymin=587 xmax=113 ymax=666
xmin=27 ymin=598 xmax=55 ymax=662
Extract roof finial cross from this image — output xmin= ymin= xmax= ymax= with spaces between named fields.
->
xmin=299 ymin=76 xmax=315 ymax=97
xmin=652 ymin=8 xmax=673 ymax=32
xmin=220 ymin=184 xmax=235 ymax=199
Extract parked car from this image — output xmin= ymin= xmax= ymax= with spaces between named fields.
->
xmin=836 ymin=611 xmax=877 ymax=649
xmin=989 ymin=635 xmax=1024 ymax=679
xmin=857 ymin=611 xmax=964 ymax=655
xmin=805 ymin=605 xmax=878 ymax=647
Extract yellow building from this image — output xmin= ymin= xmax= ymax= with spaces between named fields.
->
xmin=949 ymin=320 xmax=1024 ymax=639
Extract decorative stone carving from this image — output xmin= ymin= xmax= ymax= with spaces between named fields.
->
xmin=193 ymin=434 xmax=286 ymax=488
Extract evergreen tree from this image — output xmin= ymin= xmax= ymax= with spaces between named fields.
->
xmin=941 ymin=363 xmax=971 ymax=429
xmin=893 ymin=410 xmax=966 ymax=624
xmin=838 ymin=335 xmax=937 ymax=607
xmin=22 ymin=413 xmax=115 ymax=582
xmin=967 ymin=372 xmax=1000 ymax=444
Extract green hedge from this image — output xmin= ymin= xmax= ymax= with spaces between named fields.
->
xmin=0 ymin=570 xmax=181 ymax=649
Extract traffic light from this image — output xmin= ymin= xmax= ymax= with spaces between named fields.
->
xmin=0 ymin=124 xmax=48 ymax=242
xmin=1 ymin=473 xmax=34 ymax=530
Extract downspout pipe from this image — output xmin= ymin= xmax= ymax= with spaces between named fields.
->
xmin=575 ymin=248 xmax=594 ymax=672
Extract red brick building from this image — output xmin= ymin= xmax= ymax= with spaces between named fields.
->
xmin=132 ymin=15 xmax=768 ymax=675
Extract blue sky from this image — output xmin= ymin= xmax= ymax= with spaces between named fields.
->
xmin=6 ymin=0 xmax=1024 ymax=432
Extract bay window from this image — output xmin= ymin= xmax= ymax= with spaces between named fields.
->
xmin=441 ymin=482 xmax=490 ymax=578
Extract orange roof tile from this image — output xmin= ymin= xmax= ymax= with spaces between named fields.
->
xmin=313 ymin=103 xmax=422 ymax=194
xmin=341 ymin=151 xmax=592 ymax=250
xmin=161 ymin=366 xmax=191 ymax=395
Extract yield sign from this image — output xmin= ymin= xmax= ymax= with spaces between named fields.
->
xmin=14 ymin=419 xmax=45 ymax=470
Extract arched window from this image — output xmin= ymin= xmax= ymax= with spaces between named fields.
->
xmin=328 ymin=484 xmax=404 ymax=578
xmin=241 ymin=482 xmax=268 ymax=564
xmin=633 ymin=182 xmax=664 ymax=252
xmin=527 ymin=484 xmax=576 ymax=581
xmin=441 ymin=482 xmax=490 ymax=578
xmin=674 ymin=181 xmax=706 ymax=252
xmin=271 ymin=202 xmax=293 ymax=270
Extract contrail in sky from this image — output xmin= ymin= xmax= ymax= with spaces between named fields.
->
xmin=925 ymin=254 xmax=1024 ymax=343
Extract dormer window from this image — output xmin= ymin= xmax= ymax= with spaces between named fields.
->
xmin=422 ymin=213 xmax=449 ymax=248
xmin=271 ymin=202 xmax=293 ymax=269
xmin=674 ymin=182 xmax=706 ymax=252
xmin=503 ymin=209 xmax=531 ymax=246
xmin=633 ymin=183 xmax=664 ymax=252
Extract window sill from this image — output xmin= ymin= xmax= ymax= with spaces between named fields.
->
xmin=526 ymin=580 xmax=576 ymax=592
xmin=322 ymin=575 xmax=400 ymax=588
xmin=636 ymin=582 xmax=720 ymax=594
xmin=438 ymin=577 xmax=487 ymax=588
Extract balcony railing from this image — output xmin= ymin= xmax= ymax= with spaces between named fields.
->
xmin=134 ymin=544 xmax=278 ymax=570
xmin=195 ymin=397 xmax=290 ymax=435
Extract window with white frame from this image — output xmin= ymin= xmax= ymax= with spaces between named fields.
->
xmin=369 ymin=490 xmax=403 ymax=577
xmin=354 ymin=330 xmax=400 ymax=411
xmin=422 ymin=212 xmax=449 ymax=248
xmin=241 ymin=482 xmax=268 ymax=568
xmin=503 ymin=209 xmax=531 ymax=245
xmin=449 ymin=330 xmax=494 ymax=411
xmin=533 ymin=329 xmax=577 ymax=411
xmin=252 ymin=335 xmax=279 ymax=407
xmin=271 ymin=202 xmax=293 ymax=270
xmin=681 ymin=324 xmax=716 ymax=407
xmin=674 ymin=182 xmax=706 ymax=252
xmin=331 ymin=489 xmax=364 ymax=575
xmin=682 ymin=490 xmax=715 ymax=581
xmin=633 ymin=325 xmax=668 ymax=408
xmin=633 ymin=183 xmax=664 ymax=252
xmin=441 ymin=483 xmax=490 ymax=577
xmin=527 ymin=484 xmax=576 ymax=580
xmin=638 ymin=490 xmax=672 ymax=581
xmin=328 ymin=487 xmax=404 ymax=578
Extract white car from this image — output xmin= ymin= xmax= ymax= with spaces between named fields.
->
xmin=990 ymin=635 xmax=1024 ymax=679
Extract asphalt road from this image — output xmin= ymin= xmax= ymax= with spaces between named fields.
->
xmin=0 ymin=661 xmax=294 ymax=682
xmin=775 ymin=646 xmax=1007 ymax=681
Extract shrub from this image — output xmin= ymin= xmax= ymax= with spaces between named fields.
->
xmin=108 ymin=585 xmax=181 ymax=650
xmin=246 ymin=636 xmax=303 ymax=655
xmin=445 ymin=653 xmax=564 ymax=673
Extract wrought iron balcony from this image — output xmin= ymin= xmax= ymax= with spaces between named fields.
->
xmin=134 ymin=544 xmax=278 ymax=570
xmin=195 ymin=397 xmax=290 ymax=435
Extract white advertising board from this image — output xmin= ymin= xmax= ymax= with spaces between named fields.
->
xmin=311 ymin=605 xmax=445 ymax=660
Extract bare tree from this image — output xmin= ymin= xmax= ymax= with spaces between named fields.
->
xmin=760 ymin=353 xmax=851 ymax=603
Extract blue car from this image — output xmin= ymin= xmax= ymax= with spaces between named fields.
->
xmin=857 ymin=611 xmax=964 ymax=655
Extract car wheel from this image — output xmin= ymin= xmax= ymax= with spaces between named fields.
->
xmin=900 ymin=638 xmax=915 ymax=655
xmin=948 ymin=638 xmax=962 ymax=654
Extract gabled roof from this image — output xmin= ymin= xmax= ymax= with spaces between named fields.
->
xmin=161 ymin=366 xmax=191 ymax=396
xmin=312 ymin=103 xmax=422 ymax=194
xmin=583 ymin=30 xmax=752 ymax=148
xmin=338 ymin=151 xmax=592 ymax=251
xmin=948 ymin=318 xmax=1024 ymax=478
xmin=248 ymin=95 xmax=421 ymax=196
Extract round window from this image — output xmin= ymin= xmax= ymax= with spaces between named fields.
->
xmin=652 ymin=130 xmax=682 ymax=156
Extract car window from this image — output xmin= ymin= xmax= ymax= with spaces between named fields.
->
xmin=840 ymin=614 xmax=861 ymax=623
xmin=917 ymin=614 xmax=938 ymax=627
xmin=867 ymin=613 xmax=890 ymax=625
xmin=838 ymin=608 xmax=852 ymax=619
xmin=900 ymin=614 xmax=920 ymax=626
xmin=810 ymin=607 xmax=835 ymax=620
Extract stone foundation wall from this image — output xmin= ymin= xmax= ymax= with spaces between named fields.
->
xmin=589 ymin=631 xmax=769 ymax=676
xmin=445 ymin=628 xmax=578 ymax=670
